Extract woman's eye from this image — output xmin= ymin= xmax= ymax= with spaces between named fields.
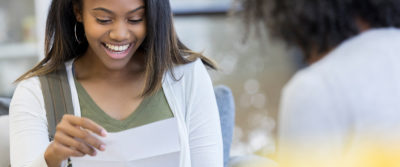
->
xmin=96 ymin=18 xmax=111 ymax=24
xmin=128 ymin=19 xmax=144 ymax=24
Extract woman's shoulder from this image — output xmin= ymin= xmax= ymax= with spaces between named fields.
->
xmin=163 ymin=58 xmax=212 ymax=99
xmin=14 ymin=76 xmax=41 ymax=92
xmin=12 ymin=76 xmax=42 ymax=102
xmin=168 ymin=58 xmax=209 ymax=80
xmin=10 ymin=76 xmax=46 ymax=118
xmin=174 ymin=58 xmax=203 ymax=70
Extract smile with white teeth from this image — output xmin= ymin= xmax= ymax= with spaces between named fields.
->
xmin=104 ymin=43 xmax=130 ymax=52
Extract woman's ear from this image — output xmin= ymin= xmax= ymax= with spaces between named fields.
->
xmin=73 ymin=4 xmax=83 ymax=22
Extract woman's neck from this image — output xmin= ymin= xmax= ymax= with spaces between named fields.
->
xmin=73 ymin=49 xmax=146 ymax=82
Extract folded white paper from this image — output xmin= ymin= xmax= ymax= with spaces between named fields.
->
xmin=71 ymin=118 xmax=181 ymax=167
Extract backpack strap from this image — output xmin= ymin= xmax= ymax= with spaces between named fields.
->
xmin=39 ymin=64 xmax=75 ymax=141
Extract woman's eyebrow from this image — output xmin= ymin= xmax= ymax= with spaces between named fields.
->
xmin=92 ymin=6 xmax=145 ymax=15
xmin=92 ymin=7 xmax=114 ymax=14
xmin=127 ymin=6 xmax=145 ymax=14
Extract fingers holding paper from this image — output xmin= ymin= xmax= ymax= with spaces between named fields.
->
xmin=44 ymin=114 xmax=107 ymax=166
xmin=54 ymin=129 xmax=97 ymax=156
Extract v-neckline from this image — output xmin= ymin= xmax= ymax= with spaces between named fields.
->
xmin=71 ymin=61 xmax=148 ymax=123
xmin=74 ymin=80 xmax=150 ymax=123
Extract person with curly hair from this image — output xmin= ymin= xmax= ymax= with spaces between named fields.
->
xmin=239 ymin=0 xmax=400 ymax=166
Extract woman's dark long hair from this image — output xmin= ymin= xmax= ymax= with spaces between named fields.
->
xmin=17 ymin=0 xmax=216 ymax=96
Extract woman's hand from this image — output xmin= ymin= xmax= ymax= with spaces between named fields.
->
xmin=44 ymin=114 xmax=107 ymax=167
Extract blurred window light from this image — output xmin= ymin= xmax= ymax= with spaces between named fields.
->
xmin=0 ymin=0 xmax=42 ymax=97
xmin=170 ymin=0 xmax=232 ymax=16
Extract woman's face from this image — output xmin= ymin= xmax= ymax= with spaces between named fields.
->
xmin=75 ymin=0 xmax=146 ymax=70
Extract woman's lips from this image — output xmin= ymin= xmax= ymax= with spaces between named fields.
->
xmin=101 ymin=43 xmax=134 ymax=60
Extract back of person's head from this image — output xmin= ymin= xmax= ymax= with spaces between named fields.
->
xmin=239 ymin=0 xmax=400 ymax=60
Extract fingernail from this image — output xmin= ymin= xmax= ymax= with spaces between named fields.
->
xmin=91 ymin=151 xmax=97 ymax=156
xmin=100 ymin=144 xmax=106 ymax=151
xmin=101 ymin=129 xmax=108 ymax=137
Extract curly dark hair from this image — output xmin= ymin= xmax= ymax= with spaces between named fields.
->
xmin=239 ymin=0 xmax=400 ymax=60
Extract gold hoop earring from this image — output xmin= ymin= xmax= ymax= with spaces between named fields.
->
xmin=74 ymin=23 xmax=81 ymax=44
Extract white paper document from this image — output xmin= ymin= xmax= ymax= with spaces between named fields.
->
xmin=71 ymin=118 xmax=181 ymax=167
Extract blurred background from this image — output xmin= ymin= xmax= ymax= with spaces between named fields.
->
xmin=0 ymin=0 xmax=302 ymax=158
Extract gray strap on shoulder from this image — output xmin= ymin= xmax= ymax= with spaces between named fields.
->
xmin=39 ymin=65 xmax=75 ymax=141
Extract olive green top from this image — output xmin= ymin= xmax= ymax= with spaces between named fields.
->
xmin=74 ymin=80 xmax=173 ymax=132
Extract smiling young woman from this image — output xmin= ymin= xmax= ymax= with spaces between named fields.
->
xmin=9 ymin=0 xmax=223 ymax=167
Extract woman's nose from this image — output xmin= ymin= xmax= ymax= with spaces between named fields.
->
xmin=109 ymin=22 xmax=130 ymax=42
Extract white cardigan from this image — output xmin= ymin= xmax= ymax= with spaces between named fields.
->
xmin=9 ymin=59 xmax=223 ymax=167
